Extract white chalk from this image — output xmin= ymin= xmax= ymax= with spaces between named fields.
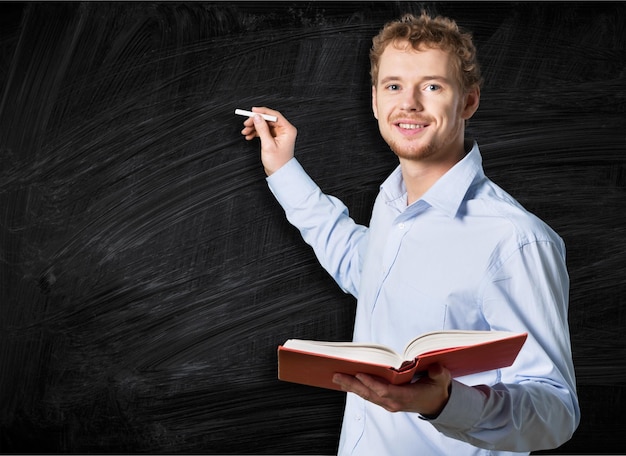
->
xmin=235 ymin=108 xmax=277 ymax=122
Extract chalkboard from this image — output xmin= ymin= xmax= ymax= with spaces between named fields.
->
xmin=1 ymin=2 xmax=624 ymax=454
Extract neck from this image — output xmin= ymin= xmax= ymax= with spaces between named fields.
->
xmin=400 ymin=145 xmax=467 ymax=205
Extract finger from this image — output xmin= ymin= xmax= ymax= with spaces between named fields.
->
xmin=239 ymin=107 xmax=273 ymax=141
xmin=333 ymin=373 xmax=372 ymax=397
xmin=335 ymin=373 xmax=393 ymax=407
xmin=241 ymin=125 xmax=257 ymax=141
xmin=355 ymin=373 xmax=390 ymax=397
xmin=252 ymin=114 xmax=274 ymax=144
xmin=332 ymin=373 xmax=357 ymax=389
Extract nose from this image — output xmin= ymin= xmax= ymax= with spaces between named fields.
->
xmin=401 ymin=87 xmax=423 ymax=111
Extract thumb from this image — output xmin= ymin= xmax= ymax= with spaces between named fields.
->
xmin=253 ymin=114 xmax=274 ymax=146
xmin=427 ymin=363 xmax=451 ymax=384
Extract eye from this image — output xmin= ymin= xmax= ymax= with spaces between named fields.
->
xmin=425 ymin=83 xmax=441 ymax=92
xmin=386 ymin=83 xmax=401 ymax=91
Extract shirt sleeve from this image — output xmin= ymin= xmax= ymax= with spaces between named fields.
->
xmin=428 ymin=239 xmax=581 ymax=452
xmin=266 ymin=158 xmax=368 ymax=297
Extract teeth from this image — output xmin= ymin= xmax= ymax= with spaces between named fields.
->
xmin=398 ymin=123 xmax=424 ymax=129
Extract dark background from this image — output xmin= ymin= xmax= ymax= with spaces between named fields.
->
xmin=1 ymin=2 xmax=624 ymax=454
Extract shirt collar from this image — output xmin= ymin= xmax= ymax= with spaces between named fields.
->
xmin=380 ymin=141 xmax=485 ymax=218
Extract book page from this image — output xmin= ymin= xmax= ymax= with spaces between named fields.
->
xmin=282 ymin=339 xmax=405 ymax=368
xmin=403 ymin=330 xmax=518 ymax=359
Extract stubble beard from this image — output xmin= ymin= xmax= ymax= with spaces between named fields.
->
xmin=386 ymin=136 xmax=439 ymax=162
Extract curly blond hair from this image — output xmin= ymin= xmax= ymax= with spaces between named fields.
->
xmin=370 ymin=12 xmax=482 ymax=92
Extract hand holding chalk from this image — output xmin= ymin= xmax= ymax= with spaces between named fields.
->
xmin=238 ymin=107 xmax=297 ymax=176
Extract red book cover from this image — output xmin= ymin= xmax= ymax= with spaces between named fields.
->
xmin=278 ymin=331 xmax=527 ymax=391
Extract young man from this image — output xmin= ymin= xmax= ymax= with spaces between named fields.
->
xmin=241 ymin=12 xmax=579 ymax=456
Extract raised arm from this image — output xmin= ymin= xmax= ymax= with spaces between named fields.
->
xmin=240 ymin=107 xmax=368 ymax=297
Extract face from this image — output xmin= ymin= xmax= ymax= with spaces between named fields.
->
xmin=372 ymin=42 xmax=479 ymax=164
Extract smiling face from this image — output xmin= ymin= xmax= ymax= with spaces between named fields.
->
xmin=372 ymin=41 xmax=479 ymax=165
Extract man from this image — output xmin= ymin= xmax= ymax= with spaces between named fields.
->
xmin=241 ymin=12 xmax=579 ymax=456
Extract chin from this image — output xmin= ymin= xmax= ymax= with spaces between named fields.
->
xmin=390 ymin=142 xmax=437 ymax=161
xmin=381 ymin=129 xmax=433 ymax=159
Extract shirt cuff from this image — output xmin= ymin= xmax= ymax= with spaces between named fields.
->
xmin=425 ymin=380 xmax=486 ymax=429
xmin=266 ymin=158 xmax=320 ymax=209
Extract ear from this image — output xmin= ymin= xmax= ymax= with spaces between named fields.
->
xmin=372 ymin=85 xmax=379 ymax=120
xmin=461 ymin=85 xmax=480 ymax=120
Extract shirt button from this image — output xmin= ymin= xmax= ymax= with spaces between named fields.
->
xmin=398 ymin=223 xmax=405 ymax=230
xmin=355 ymin=414 xmax=362 ymax=421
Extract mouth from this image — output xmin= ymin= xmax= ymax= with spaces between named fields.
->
xmin=397 ymin=122 xmax=426 ymax=130
xmin=394 ymin=120 xmax=429 ymax=134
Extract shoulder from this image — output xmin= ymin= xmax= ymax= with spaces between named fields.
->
xmin=469 ymin=177 xmax=564 ymax=250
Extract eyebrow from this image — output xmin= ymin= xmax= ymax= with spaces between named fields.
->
xmin=378 ymin=75 xmax=452 ymax=85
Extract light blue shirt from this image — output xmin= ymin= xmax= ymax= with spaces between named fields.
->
xmin=267 ymin=143 xmax=580 ymax=455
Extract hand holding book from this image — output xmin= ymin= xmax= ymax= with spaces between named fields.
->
xmin=332 ymin=362 xmax=453 ymax=416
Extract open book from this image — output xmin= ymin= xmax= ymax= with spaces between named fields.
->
xmin=278 ymin=330 xmax=527 ymax=391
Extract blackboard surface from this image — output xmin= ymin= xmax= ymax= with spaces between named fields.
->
xmin=1 ymin=2 xmax=624 ymax=454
